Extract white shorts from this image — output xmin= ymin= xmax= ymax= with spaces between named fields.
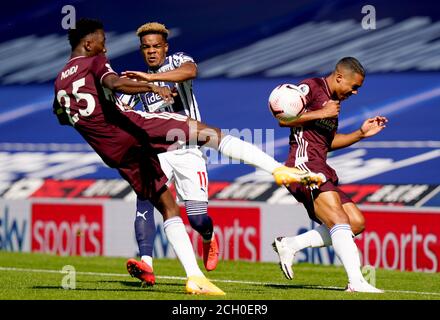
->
xmin=158 ymin=147 xmax=208 ymax=202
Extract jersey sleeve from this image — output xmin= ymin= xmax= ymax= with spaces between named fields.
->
xmin=118 ymin=93 xmax=141 ymax=109
xmin=91 ymin=54 xmax=118 ymax=84
xmin=52 ymin=96 xmax=71 ymax=126
xmin=171 ymin=52 xmax=196 ymax=68
xmin=298 ymin=79 xmax=314 ymax=111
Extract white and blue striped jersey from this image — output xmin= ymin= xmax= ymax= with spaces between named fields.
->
xmin=120 ymin=52 xmax=201 ymax=121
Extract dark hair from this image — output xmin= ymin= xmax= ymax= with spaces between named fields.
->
xmin=336 ymin=57 xmax=365 ymax=77
xmin=68 ymin=18 xmax=104 ymax=50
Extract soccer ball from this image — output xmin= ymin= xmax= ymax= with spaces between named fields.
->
xmin=268 ymin=84 xmax=307 ymax=122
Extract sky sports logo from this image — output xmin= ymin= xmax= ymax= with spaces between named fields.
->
xmin=31 ymin=203 xmax=103 ymax=256
xmin=355 ymin=210 xmax=440 ymax=272
xmin=0 ymin=205 xmax=27 ymax=251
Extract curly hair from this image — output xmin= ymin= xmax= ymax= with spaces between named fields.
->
xmin=136 ymin=22 xmax=169 ymax=41
xmin=68 ymin=18 xmax=103 ymax=50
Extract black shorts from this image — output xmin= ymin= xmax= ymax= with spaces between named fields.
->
xmin=287 ymin=180 xmax=353 ymax=223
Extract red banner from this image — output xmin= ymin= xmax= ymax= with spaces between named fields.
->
xmin=181 ymin=207 xmax=261 ymax=262
xmin=31 ymin=179 xmax=110 ymax=198
xmin=356 ymin=210 xmax=440 ymax=272
xmin=31 ymin=203 xmax=103 ymax=256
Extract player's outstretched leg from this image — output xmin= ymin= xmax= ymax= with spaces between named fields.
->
xmin=164 ymin=216 xmax=224 ymax=295
xmin=202 ymin=234 xmax=219 ymax=272
xmin=157 ymin=190 xmax=225 ymax=295
xmin=185 ymin=201 xmax=219 ymax=271
xmin=126 ymin=258 xmax=155 ymax=287
xmin=127 ymin=198 xmax=156 ymax=286
xmin=191 ymin=121 xmax=325 ymax=187
xmin=314 ymin=193 xmax=382 ymax=293
xmin=272 ymin=237 xmax=297 ymax=280
xmin=272 ymin=224 xmax=332 ymax=279
xmin=330 ymin=224 xmax=383 ymax=293
xmin=186 ymin=275 xmax=225 ymax=296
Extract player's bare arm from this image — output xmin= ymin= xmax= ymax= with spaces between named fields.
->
xmin=278 ymin=99 xmax=340 ymax=127
xmin=102 ymin=73 xmax=174 ymax=101
xmin=123 ymin=62 xmax=197 ymax=83
xmin=358 ymin=116 xmax=388 ymax=137
xmin=330 ymin=116 xmax=388 ymax=151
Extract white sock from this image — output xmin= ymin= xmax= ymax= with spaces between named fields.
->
xmin=330 ymin=224 xmax=363 ymax=285
xmin=218 ymin=135 xmax=282 ymax=173
xmin=163 ymin=216 xmax=204 ymax=277
xmin=284 ymin=224 xmax=332 ymax=251
xmin=141 ymin=255 xmax=153 ymax=268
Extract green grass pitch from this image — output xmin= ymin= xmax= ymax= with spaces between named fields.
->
xmin=0 ymin=251 xmax=439 ymax=300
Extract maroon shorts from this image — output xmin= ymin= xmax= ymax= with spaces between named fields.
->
xmin=116 ymin=144 xmax=169 ymax=201
xmin=120 ymin=110 xmax=191 ymax=154
xmin=80 ymin=110 xmax=190 ymax=200
xmin=119 ymin=110 xmax=191 ymax=200
xmin=287 ymin=180 xmax=353 ymax=223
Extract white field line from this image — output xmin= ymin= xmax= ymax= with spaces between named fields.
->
xmin=1 ymin=266 xmax=439 ymax=297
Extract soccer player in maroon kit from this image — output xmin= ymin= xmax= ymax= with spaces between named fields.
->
xmin=272 ymin=57 xmax=388 ymax=293
xmin=53 ymin=18 xmax=323 ymax=295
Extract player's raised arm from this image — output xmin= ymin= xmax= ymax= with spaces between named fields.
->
xmin=102 ymin=73 xmax=174 ymax=102
xmin=279 ymin=100 xmax=340 ymax=127
xmin=330 ymin=116 xmax=388 ymax=151
xmin=123 ymin=62 xmax=197 ymax=83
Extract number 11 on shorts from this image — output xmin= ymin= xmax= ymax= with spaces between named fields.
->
xmin=197 ymin=171 xmax=207 ymax=188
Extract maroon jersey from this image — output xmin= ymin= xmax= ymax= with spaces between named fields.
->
xmin=285 ymin=77 xmax=352 ymax=223
xmin=54 ymin=55 xmax=139 ymax=166
xmin=285 ymin=77 xmax=339 ymax=183
xmin=54 ymin=54 xmax=190 ymax=199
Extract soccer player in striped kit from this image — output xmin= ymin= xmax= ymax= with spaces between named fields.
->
xmin=272 ymin=57 xmax=388 ymax=293
xmin=120 ymin=22 xmax=220 ymax=281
